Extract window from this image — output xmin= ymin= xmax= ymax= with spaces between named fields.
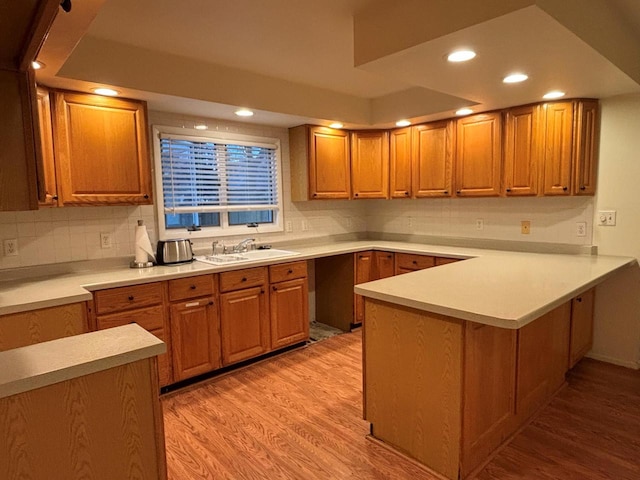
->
xmin=153 ymin=126 xmax=283 ymax=239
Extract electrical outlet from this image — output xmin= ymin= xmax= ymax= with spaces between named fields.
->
xmin=576 ymin=222 xmax=587 ymax=237
xmin=521 ymin=220 xmax=531 ymax=235
xmin=301 ymin=220 xmax=309 ymax=232
xmin=100 ymin=232 xmax=112 ymax=249
xmin=3 ymin=238 xmax=18 ymax=256
xmin=476 ymin=218 xmax=484 ymax=230
xmin=597 ymin=210 xmax=616 ymax=226
xmin=285 ymin=220 xmax=293 ymax=233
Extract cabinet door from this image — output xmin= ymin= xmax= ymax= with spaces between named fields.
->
xmin=569 ymin=288 xmax=595 ymax=368
xmin=373 ymin=251 xmax=395 ymax=279
xmin=270 ymin=278 xmax=309 ymax=350
xmin=455 ymin=113 xmax=502 ymax=197
xmin=413 ymin=121 xmax=454 ymax=198
xmin=573 ymin=100 xmax=599 ymax=195
xmin=351 ymin=130 xmax=389 ymax=199
xmin=503 ymin=105 xmax=539 ymax=196
xmin=390 ymin=127 xmax=412 ymax=198
xmin=35 ymin=87 xmax=58 ymax=206
xmin=541 ymin=101 xmax=573 ymax=195
xmin=52 ymin=90 xmax=152 ymax=205
xmin=308 ymin=126 xmax=350 ymax=199
xmin=220 ymin=287 xmax=269 ymax=365
xmin=354 ymin=251 xmax=374 ymax=324
xmin=170 ymin=297 xmax=221 ymax=381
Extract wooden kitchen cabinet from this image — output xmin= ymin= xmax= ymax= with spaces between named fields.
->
xmin=413 ymin=120 xmax=455 ymax=198
xmin=351 ymin=130 xmax=389 ymax=199
xmin=94 ymin=282 xmax=173 ymax=387
xmin=389 ymin=127 xmax=412 ymax=198
xmin=573 ymin=100 xmax=600 ymax=195
xmin=373 ymin=251 xmax=395 ymax=279
xmin=0 ymin=303 xmax=88 ymax=352
xmin=503 ymin=104 xmax=540 ymax=196
xmin=569 ymin=288 xmax=595 ymax=368
xmin=455 ymin=112 xmax=502 ymax=197
xmin=354 ymin=251 xmax=374 ymax=325
xmin=170 ymin=296 xmax=221 ymax=381
xmin=289 ymin=125 xmax=350 ymax=200
xmin=435 ymin=256 xmax=461 ymax=266
xmin=269 ymin=261 xmax=309 ymax=349
xmin=541 ymin=101 xmax=574 ymax=195
xmin=51 ymin=90 xmax=152 ymax=206
xmin=36 ymin=86 xmax=58 ymax=206
xmin=219 ymin=267 xmax=270 ymax=365
xmin=394 ymin=252 xmax=436 ymax=275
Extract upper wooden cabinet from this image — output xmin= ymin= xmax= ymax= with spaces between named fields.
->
xmin=389 ymin=127 xmax=412 ymax=198
xmin=351 ymin=130 xmax=389 ymax=199
xmin=503 ymin=104 xmax=540 ymax=196
xmin=541 ymin=101 xmax=574 ymax=195
xmin=573 ymin=100 xmax=600 ymax=195
xmin=455 ymin=112 xmax=502 ymax=197
xmin=290 ymin=125 xmax=350 ymax=200
xmin=51 ymin=90 xmax=153 ymax=206
xmin=36 ymin=87 xmax=58 ymax=206
xmin=413 ymin=120 xmax=455 ymax=198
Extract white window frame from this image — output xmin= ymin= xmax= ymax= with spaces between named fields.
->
xmin=152 ymin=125 xmax=284 ymax=240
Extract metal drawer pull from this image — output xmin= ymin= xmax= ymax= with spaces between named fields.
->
xmin=190 ymin=285 xmax=196 ymax=290
xmin=241 ymin=277 xmax=247 ymax=282
xmin=128 ymin=295 xmax=134 ymax=301
xmin=288 ymin=269 xmax=293 ymax=274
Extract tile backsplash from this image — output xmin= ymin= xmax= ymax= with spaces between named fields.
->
xmin=0 ymin=111 xmax=595 ymax=271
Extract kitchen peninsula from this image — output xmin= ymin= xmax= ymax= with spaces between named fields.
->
xmin=355 ymin=251 xmax=635 ymax=479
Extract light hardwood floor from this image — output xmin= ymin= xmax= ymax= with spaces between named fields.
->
xmin=162 ymin=331 xmax=640 ymax=480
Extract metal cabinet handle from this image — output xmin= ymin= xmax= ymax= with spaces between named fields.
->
xmin=412 ymin=260 xmax=418 ymax=265
xmin=128 ymin=295 xmax=134 ymax=301
xmin=562 ymin=186 xmax=568 ymax=191
xmin=288 ymin=269 xmax=293 ymax=274
xmin=580 ymin=186 xmax=586 ymax=190
xmin=143 ymin=194 xmax=149 ymax=199
xmin=272 ymin=286 xmax=277 ymax=291
xmin=241 ymin=277 xmax=247 ymax=282
xmin=577 ymin=297 xmax=582 ymax=303
xmin=443 ymin=190 xmax=448 ymax=195
xmin=312 ymin=193 xmax=318 ymax=197
xmin=506 ymin=188 xmax=512 ymax=192
xmin=208 ymin=301 xmax=214 ymax=306
xmin=52 ymin=194 xmax=58 ymax=200
xmin=354 ymin=193 xmax=359 ymax=197
xmin=190 ymin=285 xmax=196 ymax=290
xmin=404 ymin=191 xmax=409 ymax=196
xmin=456 ymin=190 xmax=461 ymax=194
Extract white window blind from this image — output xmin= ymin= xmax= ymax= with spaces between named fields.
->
xmin=159 ymin=133 xmax=279 ymax=214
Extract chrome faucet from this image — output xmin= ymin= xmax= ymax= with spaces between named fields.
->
xmin=233 ymin=238 xmax=256 ymax=253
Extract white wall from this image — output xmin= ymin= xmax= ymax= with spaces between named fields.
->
xmin=591 ymin=94 xmax=640 ymax=368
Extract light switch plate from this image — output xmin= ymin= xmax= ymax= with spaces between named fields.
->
xmin=597 ymin=211 xmax=616 ymax=226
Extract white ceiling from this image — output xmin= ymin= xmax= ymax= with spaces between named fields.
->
xmin=37 ymin=0 xmax=640 ymax=129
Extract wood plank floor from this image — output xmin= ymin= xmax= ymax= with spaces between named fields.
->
xmin=161 ymin=332 xmax=640 ymax=480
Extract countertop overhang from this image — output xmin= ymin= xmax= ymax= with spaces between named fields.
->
xmin=0 ymin=240 xmax=635 ymax=329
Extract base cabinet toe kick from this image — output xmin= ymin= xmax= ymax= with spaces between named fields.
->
xmin=362 ymin=289 xmax=594 ymax=480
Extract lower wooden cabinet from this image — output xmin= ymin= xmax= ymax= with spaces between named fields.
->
xmin=394 ymin=252 xmax=436 ymax=275
xmin=220 ymin=286 xmax=270 ymax=366
xmin=354 ymin=251 xmax=374 ymax=324
xmin=373 ymin=251 xmax=395 ymax=279
xmin=169 ymin=296 xmax=221 ymax=382
xmin=569 ymin=288 xmax=595 ymax=368
xmin=270 ymin=278 xmax=309 ymax=349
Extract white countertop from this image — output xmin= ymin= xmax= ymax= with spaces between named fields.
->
xmin=0 ymin=324 xmax=166 ymax=399
xmin=0 ymin=240 xmax=635 ymax=329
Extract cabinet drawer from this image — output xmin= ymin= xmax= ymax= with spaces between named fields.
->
xmin=96 ymin=305 xmax=165 ymax=331
xmin=168 ymin=274 xmax=215 ymax=302
xmin=219 ymin=267 xmax=267 ymax=292
xmin=269 ymin=261 xmax=307 ymax=283
xmin=435 ymin=257 xmax=461 ymax=266
xmin=395 ymin=253 xmax=436 ymax=271
xmin=94 ymin=282 xmax=163 ymax=315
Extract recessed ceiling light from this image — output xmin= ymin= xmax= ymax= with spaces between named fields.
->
xmin=194 ymin=124 xmax=208 ymax=130
xmin=32 ymin=60 xmax=45 ymax=70
xmin=235 ymin=109 xmax=254 ymax=117
xmin=543 ymin=90 xmax=566 ymax=99
xmin=447 ymin=50 xmax=476 ymax=63
xmin=329 ymin=122 xmax=344 ymax=129
xmin=92 ymin=87 xmax=119 ymax=96
xmin=396 ymin=120 xmax=411 ymax=127
xmin=503 ymin=73 xmax=528 ymax=84
xmin=456 ymin=108 xmax=474 ymax=116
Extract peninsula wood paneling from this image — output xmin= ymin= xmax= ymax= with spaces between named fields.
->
xmin=0 ymin=358 xmax=166 ymax=480
xmin=364 ymin=298 xmax=463 ymax=480
xmin=0 ymin=303 xmax=88 ymax=352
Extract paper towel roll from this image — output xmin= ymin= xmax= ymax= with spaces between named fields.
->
xmin=135 ymin=221 xmax=155 ymax=263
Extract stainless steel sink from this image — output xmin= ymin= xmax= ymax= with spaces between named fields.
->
xmin=195 ymin=249 xmax=300 ymax=266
